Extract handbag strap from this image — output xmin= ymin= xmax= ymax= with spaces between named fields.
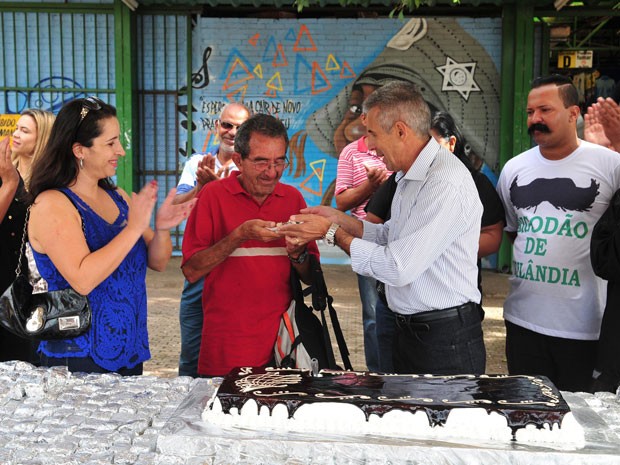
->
xmin=15 ymin=190 xmax=87 ymax=279
xmin=291 ymin=255 xmax=353 ymax=371
xmin=13 ymin=205 xmax=32 ymax=278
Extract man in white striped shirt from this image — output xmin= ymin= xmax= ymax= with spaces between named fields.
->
xmin=281 ymin=81 xmax=485 ymax=374
xmin=335 ymin=136 xmax=390 ymax=372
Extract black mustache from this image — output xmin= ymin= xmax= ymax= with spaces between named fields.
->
xmin=509 ymin=176 xmax=600 ymax=212
xmin=528 ymin=123 xmax=550 ymax=135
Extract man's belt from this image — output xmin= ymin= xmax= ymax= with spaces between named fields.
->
xmin=394 ymin=302 xmax=478 ymax=326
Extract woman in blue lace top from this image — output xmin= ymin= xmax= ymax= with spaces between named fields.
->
xmin=27 ymin=97 xmax=196 ymax=375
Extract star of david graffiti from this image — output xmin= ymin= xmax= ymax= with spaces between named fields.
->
xmin=435 ymin=56 xmax=481 ymax=101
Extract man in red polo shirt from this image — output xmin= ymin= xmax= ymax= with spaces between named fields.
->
xmin=181 ymin=114 xmax=319 ymax=377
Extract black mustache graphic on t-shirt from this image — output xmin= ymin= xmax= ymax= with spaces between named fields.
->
xmin=509 ymin=176 xmax=600 ymax=212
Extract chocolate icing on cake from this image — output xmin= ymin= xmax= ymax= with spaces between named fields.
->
xmin=213 ymin=367 xmax=571 ymax=439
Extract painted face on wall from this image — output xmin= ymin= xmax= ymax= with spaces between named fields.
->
xmin=305 ymin=17 xmax=500 ymax=172
xmin=333 ymin=84 xmax=378 ymax=155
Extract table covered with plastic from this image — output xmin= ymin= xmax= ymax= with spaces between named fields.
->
xmin=0 ymin=361 xmax=619 ymax=464
xmin=158 ymin=377 xmax=620 ymax=465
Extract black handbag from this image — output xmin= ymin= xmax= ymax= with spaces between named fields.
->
xmin=0 ymin=203 xmax=91 ymax=340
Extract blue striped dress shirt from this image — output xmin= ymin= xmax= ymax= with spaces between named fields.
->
xmin=350 ymin=138 xmax=482 ymax=314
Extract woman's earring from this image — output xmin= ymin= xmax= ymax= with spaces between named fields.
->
xmin=79 ymin=158 xmax=84 ymax=170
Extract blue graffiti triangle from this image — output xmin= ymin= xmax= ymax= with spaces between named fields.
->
xmin=219 ymin=48 xmax=254 ymax=81
xmin=313 ymin=65 xmax=329 ymax=91
xmin=285 ymin=28 xmax=296 ymax=42
xmin=293 ymin=54 xmax=313 ymax=94
xmin=262 ymin=36 xmax=278 ymax=62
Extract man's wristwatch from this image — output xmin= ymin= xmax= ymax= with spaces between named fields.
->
xmin=324 ymin=223 xmax=340 ymax=247
xmin=288 ymin=249 xmax=308 ymax=264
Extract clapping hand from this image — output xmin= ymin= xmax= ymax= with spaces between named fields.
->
xmin=196 ymin=154 xmax=218 ymax=187
xmin=0 ymin=137 xmax=19 ymax=187
xmin=127 ymin=180 xmax=159 ymax=235
xmin=196 ymin=154 xmax=234 ymax=188
xmin=594 ymin=97 xmax=620 ymax=152
xmin=585 ymin=103 xmax=613 ymax=149
xmin=155 ymin=186 xmax=197 ymax=231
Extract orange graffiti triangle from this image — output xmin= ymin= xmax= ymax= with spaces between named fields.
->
xmin=272 ymin=43 xmax=289 ymax=68
xmin=300 ymin=159 xmax=327 ymax=196
xmin=339 ymin=60 xmax=356 ymax=79
xmin=249 ymin=33 xmax=260 ymax=47
xmin=293 ymin=24 xmax=317 ymax=52
xmin=227 ymin=85 xmax=247 ymax=102
xmin=222 ymin=58 xmax=254 ymax=91
xmin=300 ymin=172 xmax=323 ymax=197
xmin=311 ymin=62 xmax=332 ymax=95
xmin=264 ymin=88 xmax=277 ymax=98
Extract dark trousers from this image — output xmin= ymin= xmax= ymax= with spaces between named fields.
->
xmin=376 ymin=297 xmax=396 ymax=373
xmin=40 ymin=354 xmax=143 ymax=376
xmin=505 ymin=320 xmax=596 ymax=392
xmin=392 ymin=302 xmax=485 ymax=375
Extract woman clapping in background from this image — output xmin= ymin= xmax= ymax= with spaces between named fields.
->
xmin=0 ymin=109 xmax=55 ymax=364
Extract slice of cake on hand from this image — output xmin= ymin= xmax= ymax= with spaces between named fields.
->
xmin=203 ymin=367 xmax=585 ymax=447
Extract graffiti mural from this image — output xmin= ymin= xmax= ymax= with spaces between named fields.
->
xmin=4 ymin=77 xmax=87 ymax=114
xmin=184 ymin=17 xmax=502 ymax=208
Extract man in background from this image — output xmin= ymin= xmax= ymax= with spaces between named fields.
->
xmin=497 ymin=75 xmax=620 ymax=392
xmin=174 ymin=102 xmax=250 ymax=377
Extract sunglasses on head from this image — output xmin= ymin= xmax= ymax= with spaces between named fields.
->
xmin=79 ymin=96 xmax=103 ymax=122
xmin=74 ymin=96 xmax=104 ymax=140
xmin=219 ymin=121 xmax=240 ymax=130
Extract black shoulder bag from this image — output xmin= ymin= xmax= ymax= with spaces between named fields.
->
xmin=0 ymin=194 xmax=91 ymax=340
xmin=274 ymin=254 xmax=353 ymax=372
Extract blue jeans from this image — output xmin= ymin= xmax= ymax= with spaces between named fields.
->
xmin=376 ymin=297 xmax=396 ymax=373
xmin=357 ymin=274 xmax=379 ymax=372
xmin=178 ymin=278 xmax=204 ymax=377
xmin=392 ymin=302 xmax=485 ymax=375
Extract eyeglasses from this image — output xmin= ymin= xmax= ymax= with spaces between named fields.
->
xmin=219 ymin=121 xmax=240 ymax=131
xmin=246 ymin=158 xmax=290 ymax=171
xmin=75 ymin=96 xmax=103 ymax=139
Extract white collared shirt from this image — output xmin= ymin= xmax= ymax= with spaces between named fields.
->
xmin=350 ymin=138 xmax=482 ymax=314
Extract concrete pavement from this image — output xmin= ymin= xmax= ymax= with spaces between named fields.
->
xmin=143 ymin=253 xmax=511 ymax=377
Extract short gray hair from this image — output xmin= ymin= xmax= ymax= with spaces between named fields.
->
xmin=363 ymin=81 xmax=430 ymax=137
